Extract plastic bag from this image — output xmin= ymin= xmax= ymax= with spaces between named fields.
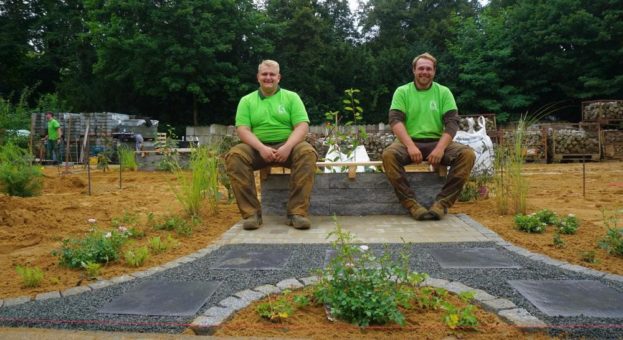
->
xmin=453 ymin=116 xmax=494 ymax=176
xmin=323 ymin=145 xmax=376 ymax=173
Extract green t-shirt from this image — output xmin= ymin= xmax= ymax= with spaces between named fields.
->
xmin=390 ymin=82 xmax=457 ymax=139
xmin=235 ymin=88 xmax=309 ymax=143
xmin=47 ymin=118 xmax=61 ymax=140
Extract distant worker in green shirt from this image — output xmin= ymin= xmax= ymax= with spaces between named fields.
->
xmin=382 ymin=53 xmax=475 ymax=220
xmin=45 ymin=111 xmax=62 ymax=163
xmin=225 ymin=60 xmax=318 ymax=230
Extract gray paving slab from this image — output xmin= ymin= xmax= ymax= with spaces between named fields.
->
xmin=429 ymin=247 xmax=521 ymax=269
xmin=210 ymin=248 xmax=293 ymax=270
xmin=509 ymin=279 xmax=623 ymax=318
xmin=223 ymin=214 xmax=492 ymax=244
xmin=98 ymin=280 xmax=221 ymax=316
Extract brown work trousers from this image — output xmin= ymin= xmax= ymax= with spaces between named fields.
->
xmin=382 ymin=140 xmax=476 ymax=209
xmin=225 ymin=141 xmax=318 ymax=219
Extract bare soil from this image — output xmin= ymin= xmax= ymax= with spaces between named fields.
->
xmin=1 ymin=161 xmax=622 ymax=338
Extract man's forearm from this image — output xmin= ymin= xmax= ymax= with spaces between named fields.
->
xmin=391 ymin=122 xmax=416 ymax=148
xmin=237 ymin=127 xmax=266 ymax=151
xmin=283 ymin=122 xmax=308 ymax=149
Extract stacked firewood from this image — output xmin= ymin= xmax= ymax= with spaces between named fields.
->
xmin=552 ymin=128 xmax=600 ymax=154
xmin=583 ymin=101 xmax=623 ymax=120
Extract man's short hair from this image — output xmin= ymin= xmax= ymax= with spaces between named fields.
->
xmin=258 ymin=60 xmax=280 ymax=73
xmin=45 ymin=111 xmax=54 ymax=117
xmin=412 ymin=53 xmax=437 ymax=69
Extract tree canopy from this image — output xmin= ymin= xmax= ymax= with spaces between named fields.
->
xmin=1 ymin=0 xmax=621 ymax=127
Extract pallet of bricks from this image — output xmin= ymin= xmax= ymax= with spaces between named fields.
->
xmin=548 ymin=122 xmax=601 ymax=163
xmin=500 ymin=126 xmax=547 ymax=163
xmin=459 ymin=113 xmax=498 ymax=144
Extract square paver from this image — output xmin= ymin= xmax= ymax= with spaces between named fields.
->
xmin=98 ymin=280 xmax=220 ymax=316
xmin=211 ymin=248 xmax=292 ymax=270
xmin=429 ymin=247 xmax=521 ymax=269
xmin=508 ymin=280 xmax=623 ymax=317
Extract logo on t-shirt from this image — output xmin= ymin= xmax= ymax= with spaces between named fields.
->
xmin=429 ymin=101 xmax=438 ymax=112
xmin=278 ymin=105 xmax=286 ymax=114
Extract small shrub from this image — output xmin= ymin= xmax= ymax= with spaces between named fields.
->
xmin=458 ymin=182 xmax=479 ymax=202
xmin=154 ymin=216 xmax=192 ymax=236
xmin=81 ymin=261 xmax=102 ymax=279
xmin=0 ymin=142 xmax=43 ymax=197
xmin=148 ymin=235 xmax=178 ymax=254
xmin=580 ymin=250 xmax=598 ymax=264
xmin=15 ymin=265 xmax=44 ymax=288
xmin=598 ymin=209 xmax=623 ymax=256
xmin=599 ymin=228 xmax=623 ymax=256
xmin=534 ymin=209 xmax=558 ymax=225
xmin=441 ymin=291 xmax=478 ymax=330
xmin=256 ymin=290 xmax=297 ymax=322
xmin=111 ymin=211 xmax=139 ymax=228
xmin=314 ymin=220 xmax=426 ymax=327
xmin=552 ymin=232 xmax=565 ymax=248
xmin=118 ymin=145 xmax=138 ymax=171
xmin=557 ymin=214 xmax=579 ymax=234
xmin=124 ymin=246 xmax=149 ymax=267
xmin=55 ymin=229 xmax=127 ymax=268
xmin=514 ymin=214 xmax=546 ymax=233
xmin=416 ymin=287 xmax=448 ymax=310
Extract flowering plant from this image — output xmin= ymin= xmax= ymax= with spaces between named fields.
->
xmin=313 ymin=218 xmax=426 ymax=326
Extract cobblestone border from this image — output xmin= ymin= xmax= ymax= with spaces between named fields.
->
xmin=189 ymin=275 xmax=547 ymax=335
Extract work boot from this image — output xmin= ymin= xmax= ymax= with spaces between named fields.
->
xmin=428 ymin=202 xmax=447 ymax=220
xmin=288 ymin=215 xmax=311 ymax=230
xmin=403 ymin=199 xmax=428 ymax=221
xmin=242 ymin=214 xmax=262 ymax=230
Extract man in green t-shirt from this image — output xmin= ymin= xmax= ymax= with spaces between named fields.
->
xmin=45 ymin=112 xmax=62 ymax=163
xmin=225 ymin=60 xmax=318 ymax=230
xmin=382 ymin=53 xmax=475 ymax=220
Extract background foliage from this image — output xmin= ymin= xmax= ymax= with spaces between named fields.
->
xmin=1 ymin=0 xmax=622 ymax=129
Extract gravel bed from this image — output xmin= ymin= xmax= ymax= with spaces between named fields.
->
xmin=1 ymin=242 xmax=622 ymax=338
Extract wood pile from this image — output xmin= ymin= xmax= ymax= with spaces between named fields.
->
xmin=583 ymin=100 xmax=623 ymax=121
xmin=549 ymin=124 xmax=601 ymax=159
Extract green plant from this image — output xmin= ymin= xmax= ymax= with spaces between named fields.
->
xmin=552 ymin=232 xmax=565 ymax=248
xmin=514 ymin=214 xmax=546 ymax=233
xmin=173 ymin=146 xmax=220 ymax=217
xmin=154 ymin=215 xmax=193 ymax=236
xmin=534 ymin=209 xmax=558 ymax=225
xmin=0 ymin=142 xmax=43 ymax=197
xmin=441 ymin=292 xmax=479 ymax=330
xmin=580 ymin=250 xmax=598 ymax=264
xmin=15 ymin=265 xmax=44 ymax=288
xmin=256 ymin=290 xmax=308 ymax=323
xmin=415 ymin=287 xmax=448 ymax=310
xmin=55 ymin=229 xmax=128 ymax=268
xmin=96 ymin=152 xmax=111 ymax=171
xmin=458 ymin=182 xmax=479 ymax=202
xmin=598 ymin=208 xmax=623 ymax=256
xmin=493 ymin=104 xmax=561 ymax=215
xmin=124 ymin=246 xmax=149 ymax=267
xmin=118 ymin=145 xmax=138 ymax=171
xmin=81 ymin=261 xmax=102 ymax=279
xmin=323 ymin=88 xmax=368 ymax=167
xmin=557 ymin=214 xmax=580 ymax=234
xmin=111 ymin=211 xmax=139 ymax=228
xmin=148 ymin=235 xmax=178 ymax=254
xmin=314 ymin=219 xmax=426 ymax=327
xmin=156 ymin=125 xmax=180 ymax=172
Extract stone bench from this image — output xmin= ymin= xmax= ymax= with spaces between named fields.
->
xmin=260 ymin=161 xmax=446 ymax=216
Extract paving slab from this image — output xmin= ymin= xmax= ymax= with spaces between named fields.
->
xmin=98 ymin=280 xmax=221 ymax=316
xmin=209 ymin=248 xmax=293 ymax=270
xmin=429 ymin=247 xmax=521 ymax=269
xmin=508 ymin=280 xmax=623 ymax=318
xmin=223 ymin=214 xmax=491 ymax=244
